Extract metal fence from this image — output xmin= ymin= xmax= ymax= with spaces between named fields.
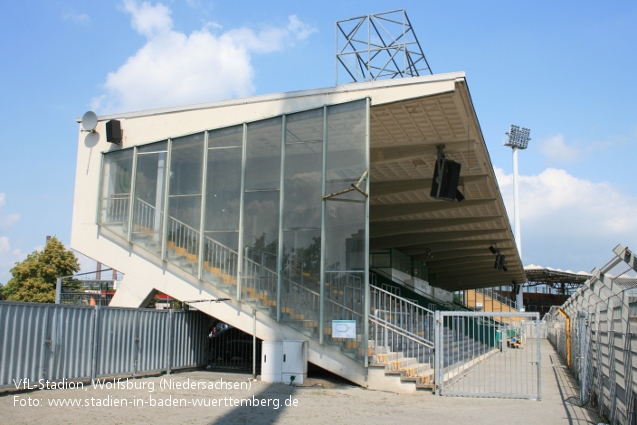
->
xmin=56 ymin=269 xmax=122 ymax=306
xmin=0 ymin=302 xmax=210 ymax=389
xmin=434 ymin=311 xmax=541 ymax=400
xmin=547 ymin=244 xmax=637 ymax=425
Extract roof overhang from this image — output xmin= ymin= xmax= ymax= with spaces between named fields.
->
xmin=79 ymin=72 xmax=525 ymax=292
xmin=368 ymin=76 xmax=526 ymax=291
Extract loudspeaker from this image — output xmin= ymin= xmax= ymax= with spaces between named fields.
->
xmin=430 ymin=157 xmax=461 ymax=201
xmin=106 ymin=119 xmax=122 ymax=145
xmin=494 ymin=253 xmax=506 ymax=270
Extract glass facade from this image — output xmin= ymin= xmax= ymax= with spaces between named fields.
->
xmin=98 ymin=99 xmax=369 ymax=361
xmin=131 ymin=141 xmax=168 ymax=258
xmin=98 ymin=148 xmax=134 ymax=239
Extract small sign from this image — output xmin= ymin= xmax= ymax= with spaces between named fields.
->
xmin=332 ymin=320 xmax=356 ymax=339
xmin=476 ymin=302 xmax=483 ymax=307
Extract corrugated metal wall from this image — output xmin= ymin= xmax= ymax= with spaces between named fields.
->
xmin=0 ymin=302 xmax=210 ymax=389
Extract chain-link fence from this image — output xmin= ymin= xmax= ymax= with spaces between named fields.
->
xmin=547 ymin=244 xmax=637 ymax=424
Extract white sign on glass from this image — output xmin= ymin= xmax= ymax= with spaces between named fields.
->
xmin=332 ymin=320 xmax=356 ymax=339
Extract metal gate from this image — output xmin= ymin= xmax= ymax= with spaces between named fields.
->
xmin=207 ymin=322 xmax=261 ymax=372
xmin=434 ymin=311 xmax=541 ymax=400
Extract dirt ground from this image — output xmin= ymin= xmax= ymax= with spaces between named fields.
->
xmin=0 ymin=341 xmax=602 ymax=425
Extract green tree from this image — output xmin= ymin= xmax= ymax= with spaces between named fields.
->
xmin=2 ymin=236 xmax=80 ymax=303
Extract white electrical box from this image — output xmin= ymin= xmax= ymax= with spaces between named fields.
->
xmin=261 ymin=340 xmax=308 ymax=384
xmin=282 ymin=340 xmax=308 ymax=384
xmin=261 ymin=341 xmax=283 ymax=383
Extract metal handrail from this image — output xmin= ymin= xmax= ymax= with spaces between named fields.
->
xmin=369 ymin=315 xmax=434 ymax=348
xmin=474 ymin=287 xmax=517 ymax=311
xmin=372 ymin=284 xmax=434 ymax=315
xmin=371 ymin=267 xmax=452 ymax=305
xmin=100 ymin=193 xmax=130 ymax=224
xmin=283 ymin=276 xmax=363 ymax=320
xmin=371 ymin=284 xmax=435 ymax=347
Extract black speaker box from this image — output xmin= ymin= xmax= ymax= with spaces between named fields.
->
xmin=494 ymin=253 xmax=506 ymax=270
xmin=106 ymin=119 xmax=122 ymax=145
xmin=430 ymin=158 xmax=461 ymax=201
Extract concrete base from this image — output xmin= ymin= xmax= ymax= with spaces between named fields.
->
xmin=366 ymin=365 xmax=417 ymax=394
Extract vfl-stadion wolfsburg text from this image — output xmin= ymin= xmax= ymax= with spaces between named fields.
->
xmin=12 ymin=377 xmax=253 ymax=393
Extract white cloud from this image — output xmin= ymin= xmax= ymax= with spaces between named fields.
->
xmin=92 ymin=2 xmax=316 ymax=113
xmin=62 ymin=11 xmax=90 ymax=24
xmin=537 ymin=134 xmax=582 ymax=163
xmin=0 ymin=193 xmax=24 ymax=283
xmin=0 ymin=236 xmax=24 ymax=283
xmin=287 ymin=15 xmax=318 ymax=41
xmin=0 ymin=193 xmax=20 ymax=231
xmin=495 ymin=167 xmax=637 ymax=270
xmin=122 ymin=0 xmax=172 ymax=39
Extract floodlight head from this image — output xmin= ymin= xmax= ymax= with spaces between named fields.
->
xmin=504 ymin=125 xmax=531 ymax=149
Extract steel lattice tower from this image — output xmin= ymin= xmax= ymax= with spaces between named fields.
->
xmin=336 ymin=9 xmax=432 ymax=84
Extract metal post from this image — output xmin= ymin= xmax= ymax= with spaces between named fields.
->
xmin=161 ymin=139 xmax=173 ymax=261
xmin=127 ymin=146 xmax=139 ymax=242
xmin=504 ymin=125 xmax=530 ymax=311
xmin=55 ymin=277 xmax=62 ymax=304
xmin=364 ymin=97 xmax=371 ymax=367
xmin=167 ymin=309 xmax=173 ymax=374
xmin=319 ymin=106 xmax=328 ymax=345
xmin=197 ymin=131 xmax=210 ymax=280
xmin=512 ymin=147 xmax=523 ymax=310
xmin=277 ymin=115 xmax=286 ymax=322
xmin=536 ymin=312 xmax=542 ymax=400
xmin=237 ymin=123 xmax=248 ymax=302
xmin=252 ymin=308 xmax=257 ymax=379
xmin=90 ymin=304 xmax=100 ymax=381
xmin=434 ymin=310 xmax=442 ymax=395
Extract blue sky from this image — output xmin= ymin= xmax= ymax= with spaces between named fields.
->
xmin=1 ymin=0 xmax=636 ymax=284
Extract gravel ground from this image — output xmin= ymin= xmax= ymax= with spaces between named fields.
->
xmin=0 ymin=341 xmax=602 ymax=425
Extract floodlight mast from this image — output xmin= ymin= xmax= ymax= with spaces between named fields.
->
xmin=504 ymin=125 xmax=531 ymax=311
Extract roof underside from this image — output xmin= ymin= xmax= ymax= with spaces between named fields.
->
xmin=368 ymin=78 xmax=526 ymax=291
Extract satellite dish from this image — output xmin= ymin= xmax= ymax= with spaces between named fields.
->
xmin=84 ymin=131 xmax=100 ymax=148
xmin=81 ymin=111 xmax=98 ymax=132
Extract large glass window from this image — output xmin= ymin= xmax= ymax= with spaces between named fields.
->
xmin=242 ymin=117 xmax=282 ymax=305
xmin=98 ymin=148 xmax=134 ymax=239
xmin=131 ymin=141 xmax=168 ymax=258
xmin=203 ymin=126 xmax=243 ymax=287
xmin=325 ymin=101 xmax=367 ymax=200
xmin=281 ymin=109 xmax=324 ymax=331
xmin=97 ymin=99 xmax=369 ymax=362
xmin=323 ymin=100 xmax=367 ymax=354
xmin=166 ymin=133 xmax=204 ymax=272
xmin=245 ymin=117 xmax=282 ymax=191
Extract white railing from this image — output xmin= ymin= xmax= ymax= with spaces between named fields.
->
xmin=131 ymin=198 xmax=163 ymax=241
xmin=203 ymin=236 xmax=238 ymax=283
xmin=167 ymin=215 xmax=200 ymax=259
xmin=371 ymin=268 xmax=453 ymax=307
xmin=370 ymin=284 xmax=435 ymax=346
xmin=100 ymin=193 xmax=130 ymax=225
xmin=475 ymin=287 xmax=517 ymax=311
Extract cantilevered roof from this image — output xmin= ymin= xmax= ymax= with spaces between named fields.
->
xmin=368 ymin=76 xmax=526 ymax=291
xmin=79 ymin=72 xmax=525 ymax=292
xmin=524 ymin=264 xmax=591 ymax=284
